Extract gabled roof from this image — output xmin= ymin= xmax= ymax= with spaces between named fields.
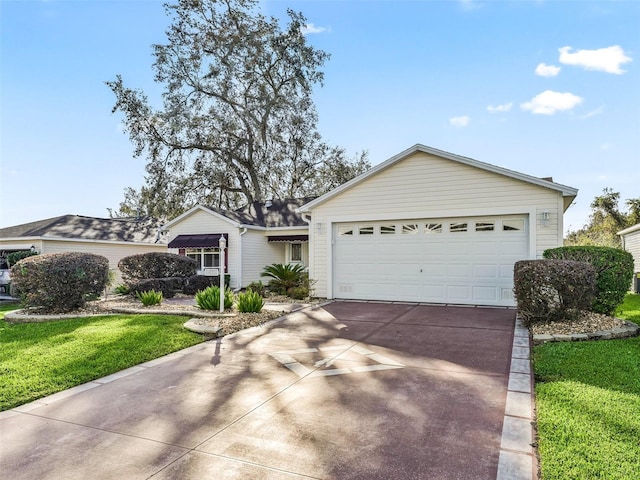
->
xmin=618 ymin=223 xmax=640 ymax=236
xmin=163 ymin=197 xmax=315 ymax=230
xmin=0 ymin=215 xmax=165 ymax=244
xmin=299 ymin=144 xmax=579 ymax=212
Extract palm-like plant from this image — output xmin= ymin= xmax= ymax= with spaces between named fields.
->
xmin=261 ymin=263 xmax=307 ymax=295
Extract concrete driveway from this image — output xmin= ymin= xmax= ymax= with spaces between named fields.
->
xmin=0 ymin=302 xmax=533 ymax=480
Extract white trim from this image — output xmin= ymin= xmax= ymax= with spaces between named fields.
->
xmin=0 ymin=236 xmax=166 ymax=247
xmin=162 ymin=205 xmax=241 ymax=230
xmin=299 ymin=144 xmax=578 ymax=212
xmin=618 ymin=223 xmax=640 ymax=236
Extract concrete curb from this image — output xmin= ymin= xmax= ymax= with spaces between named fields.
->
xmin=532 ymin=320 xmax=639 ymax=345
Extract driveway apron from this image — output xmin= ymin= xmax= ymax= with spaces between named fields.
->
xmin=0 ymin=302 xmax=517 ymax=480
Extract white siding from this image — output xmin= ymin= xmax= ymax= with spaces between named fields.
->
xmin=241 ymin=229 xmax=285 ymax=287
xmin=623 ymin=229 xmax=640 ymax=273
xmin=309 ymin=151 xmax=566 ymax=299
xmin=167 ymin=210 xmax=241 ymax=288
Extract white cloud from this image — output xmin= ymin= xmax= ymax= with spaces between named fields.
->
xmin=558 ymin=45 xmax=632 ymax=74
xmin=521 ymin=90 xmax=584 ymax=115
xmin=449 ymin=116 xmax=471 ymax=127
xmin=487 ymin=102 xmax=513 ymax=113
xmin=301 ymin=23 xmax=327 ymax=35
xmin=535 ymin=63 xmax=561 ymax=77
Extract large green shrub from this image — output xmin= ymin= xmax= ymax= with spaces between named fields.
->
xmin=543 ymin=246 xmax=634 ymax=315
xmin=513 ymin=259 xmax=596 ymax=324
xmin=182 ymin=274 xmax=230 ymax=295
xmin=261 ymin=263 xmax=307 ymax=295
xmin=118 ymin=252 xmax=197 ymax=281
xmin=10 ymin=252 xmax=109 ymax=312
xmin=128 ymin=277 xmax=183 ymax=298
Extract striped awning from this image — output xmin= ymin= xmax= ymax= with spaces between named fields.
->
xmin=267 ymin=235 xmax=308 ymax=243
xmin=168 ymin=234 xmax=226 ymax=248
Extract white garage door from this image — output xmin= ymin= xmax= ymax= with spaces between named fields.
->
xmin=333 ymin=216 xmax=529 ymax=306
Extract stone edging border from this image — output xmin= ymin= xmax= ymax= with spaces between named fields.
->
xmin=532 ymin=320 xmax=639 ymax=345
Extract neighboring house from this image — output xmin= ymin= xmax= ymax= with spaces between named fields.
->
xmin=0 ymin=215 xmax=167 ymax=285
xmin=618 ymin=223 xmax=640 ymax=293
xmin=298 ymin=144 xmax=578 ymax=307
xmin=162 ymin=198 xmax=314 ymax=289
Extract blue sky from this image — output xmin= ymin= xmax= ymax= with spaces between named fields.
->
xmin=1 ymin=0 xmax=638 ymax=233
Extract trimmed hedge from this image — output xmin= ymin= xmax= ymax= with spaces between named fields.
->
xmin=543 ymin=246 xmax=634 ymax=315
xmin=182 ymin=274 xmax=230 ymax=295
xmin=127 ymin=277 xmax=184 ymax=298
xmin=10 ymin=252 xmax=109 ymax=313
xmin=118 ymin=252 xmax=196 ymax=281
xmin=514 ymin=259 xmax=596 ymax=324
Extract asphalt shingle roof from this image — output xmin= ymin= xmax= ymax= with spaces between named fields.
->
xmin=209 ymin=197 xmax=315 ymax=228
xmin=0 ymin=215 xmax=165 ymax=244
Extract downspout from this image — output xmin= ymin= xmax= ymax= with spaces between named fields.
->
xmin=236 ymin=227 xmax=248 ymax=292
xmin=302 ymin=213 xmax=313 ymax=278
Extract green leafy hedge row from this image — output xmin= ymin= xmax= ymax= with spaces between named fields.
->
xmin=543 ymin=246 xmax=634 ymax=315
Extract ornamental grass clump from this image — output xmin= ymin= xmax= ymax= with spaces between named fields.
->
xmin=236 ymin=290 xmax=264 ymax=313
xmin=136 ymin=289 xmax=163 ymax=306
xmin=195 ymin=286 xmax=234 ymax=311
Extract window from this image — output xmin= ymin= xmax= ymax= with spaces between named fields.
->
xmin=425 ymin=223 xmax=442 ymax=234
xmin=475 ymin=222 xmax=495 ymax=232
xmin=402 ymin=224 xmax=419 ymax=235
xmin=380 ymin=225 xmax=396 ymax=235
xmin=359 ymin=225 xmax=374 ymax=235
xmin=186 ymin=248 xmax=220 ymax=270
xmin=503 ymin=219 xmax=525 ymax=231
xmin=338 ymin=226 xmax=353 ymax=236
xmin=290 ymin=243 xmax=302 ymax=263
xmin=450 ymin=222 xmax=468 ymax=233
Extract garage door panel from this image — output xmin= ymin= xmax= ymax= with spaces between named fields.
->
xmin=333 ymin=216 xmax=528 ymax=306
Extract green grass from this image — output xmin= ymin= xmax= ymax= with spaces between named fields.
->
xmin=0 ymin=303 xmax=204 ymax=411
xmin=533 ymin=293 xmax=640 ymax=479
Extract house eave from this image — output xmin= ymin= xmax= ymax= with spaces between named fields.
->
xmin=299 ymin=144 xmax=579 ymax=212
xmin=161 ymin=205 xmax=241 ymax=230
xmin=618 ymin=223 xmax=640 ymax=236
xmin=0 ymin=236 xmax=166 ymax=247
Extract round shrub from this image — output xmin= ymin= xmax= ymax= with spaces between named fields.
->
xmin=543 ymin=246 xmax=634 ymax=315
xmin=513 ymin=259 xmax=596 ymax=324
xmin=118 ymin=252 xmax=197 ymax=282
xmin=182 ymin=274 xmax=230 ymax=295
xmin=11 ymin=252 xmax=109 ymax=313
xmin=128 ymin=277 xmax=183 ymax=298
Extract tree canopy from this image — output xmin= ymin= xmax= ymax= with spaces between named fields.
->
xmin=107 ymin=0 xmax=369 ymax=220
xmin=565 ymin=188 xmax=640 ymax=247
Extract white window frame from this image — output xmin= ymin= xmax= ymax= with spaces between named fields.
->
xmin=186 ymin=248 xmax=221 ymax=271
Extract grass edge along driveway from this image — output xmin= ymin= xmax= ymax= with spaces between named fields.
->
xmin=0 ymin=303 xmax=205 ymax=411
xmin=533 ymin=294 xmax=640 ymax=480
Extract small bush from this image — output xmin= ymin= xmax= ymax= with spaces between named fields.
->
xmin=544 ymin=246 xmax=634 ymax=315
xmin=514 ymin=259 xmax=596 ymax=324
xmin=182 ymin=274 xmax=230 ymax=295
xmin=261 ymin=263 xmax=307 ymax=295
xmin=10 ymin=252 xmax=109 ymax=313
xmin=6 ymin=250 xmax=38 ymax=267
xmin=118 ymin=252 xmax=196 ymax=281
xmin=195 ymin=286 xmax=234 ymax=311
xmin=287 ymin=286 xmax=309 ymax=300
xmin=236 ymin=290 xmax=264 ymax=313
xmin=114 ymin=283 xmax=130 ymax=295
xmin=246 ymin=280 xmax=267 ymax=297
xmin=136 ymin=289 xmax=163 ymax=306
xmin=128 ymin=277 xmax=183 ymax=298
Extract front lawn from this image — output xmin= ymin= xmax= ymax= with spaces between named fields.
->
xmin=533 ymin=293 xmax=640 ymax=479
xmin=0 ymin=304 xmax=204 ymax=411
